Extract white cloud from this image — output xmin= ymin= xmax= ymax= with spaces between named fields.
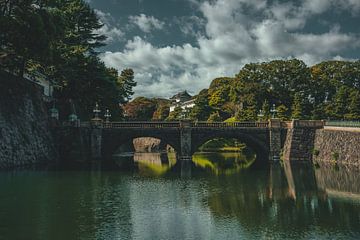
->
xmin=100 ymin=0 xmax=360 ymax=98
xmin=95 ymin=9 xmax=124 ymax=43
xmin=129 ymin=14 xmax=165 ymax=33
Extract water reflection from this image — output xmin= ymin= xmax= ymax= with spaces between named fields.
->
xmin=113 ymin=151 xmax=255 ymax=177
xmin=192 ymin=152 xmax=255 ymax=175
xmin=315 ymin=162 xmax=360 ymax=204
xmin=1 ymin=160 xmax=360 ymax=239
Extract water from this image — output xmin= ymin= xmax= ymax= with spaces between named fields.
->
xmin=0 ymin=153 xmax=360 ymax=240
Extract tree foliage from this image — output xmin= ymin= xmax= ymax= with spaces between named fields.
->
xmin=190 ymin=59 xmax=360 ymax=122
xmin=123 ymin=97 xmax=170 ymax=121
xmin=0 ymin=0 xmax=137 ymax=120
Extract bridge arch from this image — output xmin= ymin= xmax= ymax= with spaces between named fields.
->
xmin=101 ymin=128 xmax=181 ymax=159
xmin=191 ymin=130 xmax=270 ymax=162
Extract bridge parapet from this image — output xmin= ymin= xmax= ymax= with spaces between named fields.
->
xmin=292 ymin=120 xmax=324 ymax=128
xmin=103 ymin=121 xmax=180 ymax=129
xmin=78 ymin=121 xmax=270 ymax=129
xmin=192 ymin=121 xmax=269 ymax=128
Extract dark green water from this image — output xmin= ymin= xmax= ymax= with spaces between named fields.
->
xmin=0 ymin=153 xmax=360 ymax=240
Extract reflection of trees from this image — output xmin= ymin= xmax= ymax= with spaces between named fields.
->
xmin=192 ymin=152 xmax=255 ymax=175
xmin=206 ymin=164 xmax=360 ymax=235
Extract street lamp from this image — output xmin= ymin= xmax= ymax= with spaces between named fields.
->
xmin=49 ymin=102 xmax=59 ymax=120
xmin=104 ymin=109 xmax=111 ymax=122
xmin=257 ymin=109 xmax=264 ymax=120
xmin=93 ymin=102 xmax=101 ymax=119
xmin=270 ymin=104 xmax=277 ymax=119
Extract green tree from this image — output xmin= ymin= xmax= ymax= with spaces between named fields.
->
xmin=0 ymin=0 xmax=61 ymax=76
xmin=345 ymin=89 xmax=360 ymax=120
xmin=166 ymin=106 xmax=183 ymax=121
xmin=291 ymin=93 xmax=303 ymax=119
xmin=117 ymin=68 xmax=137 ymax=103
xmin=276 ymin=104 xmax=289 ymax=121
xmin=261 ymin=100 xmax=270 ymax=120
xmin=189 ymin=89 xmax=213 ymax=121
xmin=152 ymin=100 xmax=170 ymax=121
xmin=332 ymin=86 xmax=348 ymax=119
xmin=207 ymin=111 xmax=222 ymax=122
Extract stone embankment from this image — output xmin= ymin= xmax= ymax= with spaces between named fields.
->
xmin=282 ymin=120 xmax=360 ymax=167
xmin=313 ymin=128 xmax=360 ymax=167
xmin=0 ymin=71 xmax=57 ymax=169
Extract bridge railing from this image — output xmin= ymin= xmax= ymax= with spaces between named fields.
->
xmin=77 ymin=121 xmax=270 ymax=129
xmin=192 ymin=121 xmax=269 ymax=128
xmin=325 ymin=120 xmax=360 ymax=128
xmin=103 ymin=121 xmax=180 ymax=129
xmin=292 ymin=120 xmax=325 ymax=128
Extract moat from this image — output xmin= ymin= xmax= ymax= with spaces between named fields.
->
xmin=0 ymin=153 xmax=359 ymax=240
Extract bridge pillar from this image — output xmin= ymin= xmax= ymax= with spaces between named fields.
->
xmin=179 ymin=120 xmax=192 ymax=161
xmin=269 ymin=119 xmax=282 ymax=161
xmin=90 ymin=126 xmax=103 ymax=159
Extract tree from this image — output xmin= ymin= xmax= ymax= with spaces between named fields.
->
xmin=291 ymin=93 xmax=303 ymax=119
xmin=276 ymin=104 xmax=289 ymax=121
xmin=332 ymin=86 xmax=348 ymax=119
xmin=208 ymin=77 xmax=232 ymax=109
xmin=345 ymin=89 xmax=360 ymax=120
xmin=189 ymin=89 xmax=213 ymax=121
xmin=122 ymin=97 xmax=156 ymax=120
xmin=152 ymin=99 xmax=170 ymax=121
xmin=261 ymin=100 xmax=270 ymax=120
xmin=117 ymin=68 xmax=136 ymax=103
xmin=207 ymin=112 xmax=222 ymax=122
xmin=0 ymin=0 xmax=61 ymax=76
xmin=166 ymin=106 xmax=183 ymax=121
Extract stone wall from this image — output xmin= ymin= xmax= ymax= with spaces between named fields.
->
xmin=313 ymin=128 xmax=360 ymax=166
xmin=281 ymin=120 xmax=325 ymax=162
xmin=282 ymin=128 xmax=316 ymax=161
xmin=0 ymin=71 xmax=57 ymax=169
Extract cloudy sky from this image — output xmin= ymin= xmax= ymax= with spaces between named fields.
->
xmin=88 ymin=0 xmax=360 ymax=98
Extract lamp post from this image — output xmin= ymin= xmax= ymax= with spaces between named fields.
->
xmin=93 ymin=102 xmax=101 ymax=119
xmin=49 ymin=102 xmax=59 ymax=120
xmin=257 ymin=109 xmax=264 ymax=121
xmin=104 ymin=109 xmax=111 ymax=122
xmin=270 ymin=104 xmax=277 ymax=119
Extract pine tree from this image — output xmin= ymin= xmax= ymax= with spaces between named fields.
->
xmin=118 ymin=68 xmax=137 ymax=103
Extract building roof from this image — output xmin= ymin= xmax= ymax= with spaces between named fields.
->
xmin=170 ymin=90 xmax=192 ymax=101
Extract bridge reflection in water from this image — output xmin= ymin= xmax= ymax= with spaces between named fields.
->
xmin=112 ymin=151 xmax=256 ymax=176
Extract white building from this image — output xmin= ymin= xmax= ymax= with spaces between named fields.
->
xmin=169 ymin=91 xmax=196 ymax=113
xmin=24 ymin=71 xmax=53 ymax=102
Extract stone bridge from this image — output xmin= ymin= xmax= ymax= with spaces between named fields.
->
xmin=57 ymin=119 xmax=324 ymax=163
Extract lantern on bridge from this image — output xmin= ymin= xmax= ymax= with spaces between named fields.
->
xmin=104 ymin=109 xmax=111 ymax=122
xmin=93 ymin=102 xmax=101 ymax=119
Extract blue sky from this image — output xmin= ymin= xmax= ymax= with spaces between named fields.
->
xmin=87 ymin=0 xmax=360 ymax=98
